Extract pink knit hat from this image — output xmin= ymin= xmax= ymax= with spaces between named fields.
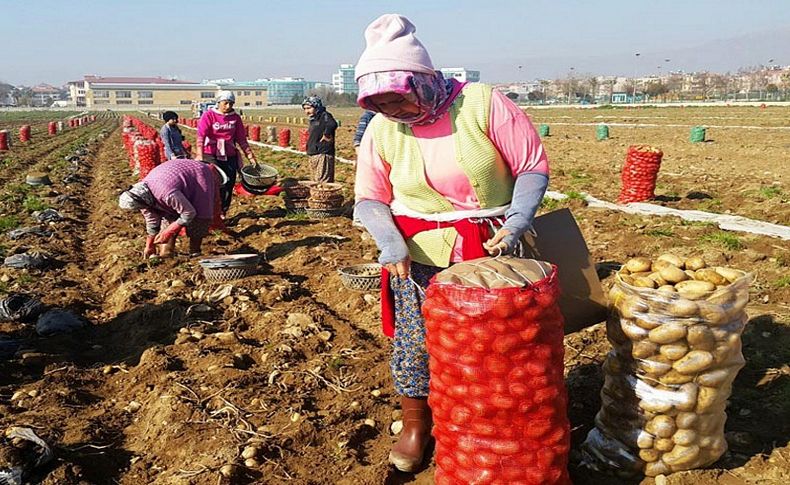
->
xmin=354 ymin=14 xmax=435 ymax=81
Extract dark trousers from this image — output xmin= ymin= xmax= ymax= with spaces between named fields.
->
xmin=203 ymin=154 xmax=238 ymax=214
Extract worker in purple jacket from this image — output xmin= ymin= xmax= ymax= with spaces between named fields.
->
xmin=196 ymin=91 xmax=258 ymax=215
xmin=119 ymin=159 xmax=218 ymax=258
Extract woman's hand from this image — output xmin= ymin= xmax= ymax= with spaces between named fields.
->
xmin=384 ymin=256 xmax=411 ymax=280
xmin=143 ymin=235 xmax=156 ymax=258
xmin=483 ymin=228 xmax=512 ymax=256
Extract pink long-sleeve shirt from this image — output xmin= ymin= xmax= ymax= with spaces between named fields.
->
xmin=197 ymin=108 xmax=250 ymax=166
xmin=354 ymin=86 xmax=549 ymax=207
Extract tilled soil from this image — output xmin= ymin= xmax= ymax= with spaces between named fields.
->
xmin=0 ymin=107 xmax=788 ymax=484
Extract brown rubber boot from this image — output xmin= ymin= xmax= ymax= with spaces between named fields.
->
xmin=389 ymin=396 xmax=433 ymax=472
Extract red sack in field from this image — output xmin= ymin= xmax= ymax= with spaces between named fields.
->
xmin=423 ymin=257 xmax=571 ymax=485
xmin=298 ymin=128 xmax=309 ymax=152
xmin=278 ymin=128 xmax=291 ymax=148
xmin=617 ymin=145 xmax=663 ymax=204
xmin=250 ymin=125 xmax=261 ymax=142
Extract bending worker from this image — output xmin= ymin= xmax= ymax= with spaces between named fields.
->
xmin=119 ymin=159 xmax=219 ymax=258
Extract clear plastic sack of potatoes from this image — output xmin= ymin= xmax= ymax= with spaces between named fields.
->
xmin=581 ymin=254 xmax=753 ymax=478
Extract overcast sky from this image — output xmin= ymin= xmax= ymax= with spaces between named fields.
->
xmin=1 ymin=0 xmax=788 ymax=86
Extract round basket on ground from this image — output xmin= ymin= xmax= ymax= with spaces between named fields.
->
xmin=284 ymin=197 xmax=310 ymax=212
xmin=283 ymin=181 xmax=315 ymax=200
xmin=240 ymin=164 xmax=278 ymax=189
xmin=308 ymin=195 xmax=343 ymax=210
xmin=305 ymin=207 xmax=344 ymax=219
xmin=198 ymin=254 xmax=260 ymax=282
xmin=338 ymin=263 xmax=382 ymax=291
xmin=309 ymin=183 xmax=343 ymax=201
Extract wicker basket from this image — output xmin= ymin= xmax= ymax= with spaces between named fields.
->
xmin=240 ymin=164 xmax=278 ymax=188
xmin=284 ymin=197 xmax=310 ymax=213
xmin=305 ymin=207 xmax=344 ymax=219
xmin=203 ymin=266 xmax=258 ymax=282
xmin=308 ymin=195 xmax=343 ymax=210
xmin=284 ymin=181 xmax=315 ymax=199
xmin=309 ymin=183 xmax=343 ymax=201
xmin=338 ymin=263 xmax=382 ymax=291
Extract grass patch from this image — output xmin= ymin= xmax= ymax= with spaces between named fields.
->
xmin=540 ymin=197 xmax=561 ymax=211
xmin=701 ymin=231 xmax=743 ymax=250
xmin=645 ymin=228 xmax=674 ymax=237
xmin=564 ymin=190 xmax=586 ymax=201
xmin=0 ymin=215 xmax=19 ymax=231
xmin=697 ymin=198 xmax=722 ymax=212
xmin=16 ymin=273 xmax=35 ymax=286
xmin=23 ymin=195 xmax=49 ymax=212
xmin=774 ymin=276 xmax=790 ymax=288
xmin=757 ymin=186 xmax=782 ymax=199
xmin=284 ymin=211 xmax=309 ymax=221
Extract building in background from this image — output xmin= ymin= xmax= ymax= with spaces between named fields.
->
xmin=332 ymin=64 xmax=357 ymax=95
xmin=206 ymin=79 xmax=269 ymax=107
xmin=439 ymin=67 xmax=481 ymax=83
xmin=69 ymin=76 xmax=207 ymax=108
xmin=30 ymin=84 xmax=63 ymax=107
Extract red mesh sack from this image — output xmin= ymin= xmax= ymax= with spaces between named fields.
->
xmin=0 ymin=130 xmax=8 ymax=151
xmin=19 ymin=125 xmax=31 ymax=143
xmin=134 ymin=140 xmax=159 ymax=180
xmin=423 ymin=258 xmax=571 ymax=485
xmin=298 ymin=128 xmax=309 ymax=152
xmin=182 ymin=140 xmax=192 ymax=157
xmin=618 ymin=145 xmax=663 ymax=204
xmin=250 ymin=125 xmax=261 ymax=142
xmin=278 ymin=128 xmax=291 ymax=148
xmin=48 ymin=122 xmax=57 ymax=135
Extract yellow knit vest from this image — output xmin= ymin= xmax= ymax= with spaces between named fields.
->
xmin=370 ymin=83 xmax=515 ymax=267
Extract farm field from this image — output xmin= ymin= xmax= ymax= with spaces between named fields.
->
xmin=0 ymin=106 xmax=788 ymax=485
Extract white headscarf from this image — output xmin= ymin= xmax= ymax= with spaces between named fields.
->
xmin=119 ymin=182 xmax=155 ymax=210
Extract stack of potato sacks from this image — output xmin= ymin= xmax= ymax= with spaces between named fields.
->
xmin=582 ymin=253 xmax=752 ymax=477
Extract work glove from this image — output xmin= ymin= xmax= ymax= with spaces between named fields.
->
xmin=143 ymin=235 xmax=156 ymax=258
xmin=154 ymin=221 xmax=182 ymax=244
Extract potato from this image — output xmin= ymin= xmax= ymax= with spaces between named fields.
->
xmin=660 ymin=343 xmax=690 ymax=361
xmin=674 ymin=382 xmax=700 ymax=412
xmin=660 ymin=370 xmax=694 ymax=385
xmin=636 ymin=357 xmax=672 ymax=377
xmin=645 ymin=460 xmax=671 ymax=477
xmin=634 ymin=277 xmax=658 ymax=289
xmin=685 ymin=269 xmax=698 ymax=279
xmin=637 ymin=430 xmax=655 ymax=449
xmin=663 ymin=444 xmax=700 ymax=467
xmin=660 ymin=264 xmax=689 ymax=284
xmin=657 ymin=285 xmax=677 ymax=294
xmin=621 ymin=319 xmax=649 ymax=340
xmin=713 ymin=266 xmax=744 ymax=283
xmin=620 ymin=274 xmax=635 ymax=286
xmin=648 ymin=272 xmax=669 ymax=287
xmin=646 ymin=415 xmax=676 ymax=438
xmin=696 ymin=368 xmax=735 ymax=388
xmin=686 ymin=325 xmax=715 ymax=351
xmin=608 ymin=284 xmax=626 ymax=305
xmin=673 ymin=350 xmax=714 ymax=375
xmin=707 ymin=435 xmax=727 ymax=457
xmin=654 ymin=437 xmax=675 ymax=452
xmin=707 ymin=288 xmax=735 ymax=305
xmin=697 ymin=302 xmax=730 ymax=325
xmin=652 ymin=259 xmax=672 ymax=272
xmin=667 ymin=299 xmax=699 ymax=317
xmin=712 ymin=343 xmax=738 ymax=366
xmin=618 ymin=296 xmax=649 ymax=319
xmin=635 ymin=316 xmax=662 ymax=330
xmin=695 ymin=386 xmax=724 ymax=414
xmin=675 ymin=412 xmax=699 ymax=429
xmin=672 ymin=429 xmax=698 ymax=446
xmin=694 ymin=268 xmax=728 ymax=286
xmin=639 ymin=448 xmax=661 ymax=463
xmin=675 ymin=280 xmax=716 ymax=300
xmin=685 ymin=256 xmax=707 ymax=271
xmin=697 ymin=413 xmax=725 ymax=435
xmin=625 ymin=257 xmax=652 ymax=273
xmin=639 ymin=399 xmax=673 ymax=414
xmin=632 ymin=340 xmax=659 ymax=359
xmin=649 ymin=323 xmax=688 ymax=344
xmin=657 ymin=253 xmax=684 ymax=268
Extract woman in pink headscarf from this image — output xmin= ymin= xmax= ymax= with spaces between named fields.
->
xmin=353 ymin=14 xmax=551 ymax=472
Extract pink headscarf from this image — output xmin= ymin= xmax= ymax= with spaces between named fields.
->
xmin=357 ymin=70 xmax=463 ymax=126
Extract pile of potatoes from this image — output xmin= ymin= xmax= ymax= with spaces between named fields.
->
xmin=583 ymin=253 xmax=752 ymax=477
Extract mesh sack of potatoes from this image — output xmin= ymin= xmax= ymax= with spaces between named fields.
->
xmin=581 ymin=253 xmax=753 ymax=478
